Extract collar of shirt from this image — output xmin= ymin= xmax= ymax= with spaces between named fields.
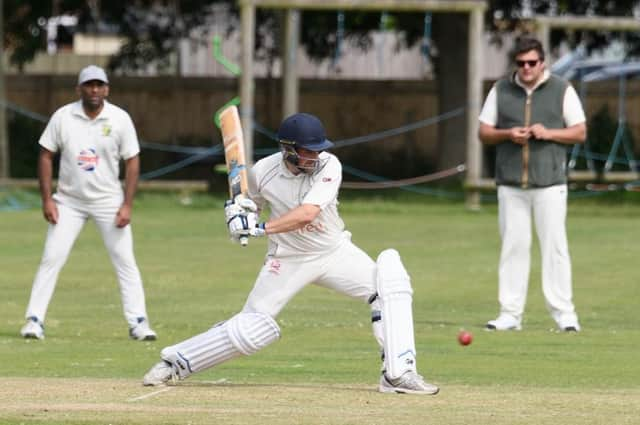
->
xmin=513 ymin=69 xmax=551 ymax=95
xmin=278 ymin=155 xmax=306 ymax=179
xmin=277 ymin=151 xmax=331 ymax=179
xmin=71 ymin=100 xmax=112 ymax=121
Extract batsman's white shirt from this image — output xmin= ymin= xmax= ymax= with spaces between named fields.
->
xmin=39 ymin=100 xmax=140 ymax=205
xmin=248 ymin=152 xmax=346 ymax=257
xmin=244 ymin=152 xmax=377 ymax=318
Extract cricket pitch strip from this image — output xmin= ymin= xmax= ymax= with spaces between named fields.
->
xmin=1 ymin=377 xmax=638 ymax=425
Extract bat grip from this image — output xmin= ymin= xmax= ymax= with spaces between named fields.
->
xmin=240 ymin=235 xmax=249 ymax=246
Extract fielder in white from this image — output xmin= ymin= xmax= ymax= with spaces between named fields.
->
xmin=143 ymin=113 xmax=439 ymax=394
xmin=479 ymin=36 xmax=585 ymax=332
xmin=20 ymin=65 xmax=156 ymax=341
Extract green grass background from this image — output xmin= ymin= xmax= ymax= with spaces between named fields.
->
xmin=1 ymin=190 xmax=639 ymax=423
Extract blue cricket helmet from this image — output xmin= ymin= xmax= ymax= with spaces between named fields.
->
xmin=277 ymin=113 xmax=334 ymax=151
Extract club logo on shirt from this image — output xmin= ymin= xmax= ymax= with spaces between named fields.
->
xmin=301 ymin=222 xmax=325 ymax=234
xmin=322 ymin=177 xmax=332 ymax=182
xmin=267 ymin=259 xmax=281 ymax=275
xmin=77 ymin=148 xmax=99 ymax=171
xmin=102 ymin=124 xmax=112 ymax=136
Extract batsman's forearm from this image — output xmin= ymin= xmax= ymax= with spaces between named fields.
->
xmin=264 ymin=204 xmax=320 ymax=234
xmin=38 ymin=149 xmax=54 ymax=201
xmin=123 ymin=156 xmax=140 ymax=207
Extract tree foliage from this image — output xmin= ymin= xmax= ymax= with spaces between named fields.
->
xmin=3 ymin=0 xmax=114 ymax=69
xmin=297 ymin=11 xmax=425 ymax=62
xmin=2 ymin=1 xmax=238 ymax=72
xmin=487 ymin=0 xmax=640 ymax=57
xmin=3 ymin=1 xmax=51 ymax=69
xmin=106 ymin=1 xmax=235 ymax=72
xmin=3 ymin=1 xmax=640 ymax=71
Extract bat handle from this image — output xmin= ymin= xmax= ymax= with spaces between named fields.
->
xmin=240 ymin=236 xmax=249 ymax=246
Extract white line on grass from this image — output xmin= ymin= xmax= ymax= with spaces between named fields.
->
xmin=127 ymin=386 xmax=172 ymax=402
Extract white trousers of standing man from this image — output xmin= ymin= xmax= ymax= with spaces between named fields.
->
xmin=497 ymin=184 xmax=580 ymax=330
xmin=25 ymin=196 xmax=149 ymax=328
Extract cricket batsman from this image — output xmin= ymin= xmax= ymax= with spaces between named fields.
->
xmin=143 ymin=113 xmax=439 ymax=395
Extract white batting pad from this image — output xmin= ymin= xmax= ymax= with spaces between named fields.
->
xmin=376 ymin=249 xmax=417 ymax=379
xmin=227 ymin=312 xmax=281 ymax=355
xmin=160 ymin=312 xmax=280 ymax=378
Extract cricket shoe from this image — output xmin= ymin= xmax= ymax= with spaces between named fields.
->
xmin=129 ymin=317 xmax=157 ymax=341
xmin=20 ymin=316 xmax=45 ymax=340
xmin=379 ymin=371 xmax=439 ymax=395
xmin=143 ymin=349 xmax=193 ymax=386
xmin=143 ymin=360 xmax=179 ymax=386
xmin=557 ymin=316 xmax=581 ymax=332
xmin=485 ymin=314 xmax=522 ymax=331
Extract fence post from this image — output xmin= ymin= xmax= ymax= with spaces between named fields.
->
xmin=465 ymin=4 xmax=485 ymax=210
xmin=0 ymin=0 xmax=10 ymax=179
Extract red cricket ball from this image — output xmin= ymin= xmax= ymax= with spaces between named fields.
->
xmin=458 ymin=330 xmax=473 ymax=346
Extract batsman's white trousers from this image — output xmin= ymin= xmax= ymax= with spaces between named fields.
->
xmin=24 ymin=197 xmax=149 ymax=327
xmin=243 ymin=231 xmax=377 ymax=319
xmin=497 ymin=184 xmax=578 ymax=326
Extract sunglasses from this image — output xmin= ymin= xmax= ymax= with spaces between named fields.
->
xmin=516 ymin=59 xmax=540 ymax=68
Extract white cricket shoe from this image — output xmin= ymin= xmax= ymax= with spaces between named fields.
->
xmin=129 ymin=318 xmax=157 ymax=341
xmin=143 ymin=360 xmax=178 ymax=386
xmin=20 ymin=317 xmax=45 ymax=340
xmin=486 ymin=314 xmax=522 ymax=331
xmin=379 ymin=371 xmax=439 ymax=395
xmin=557 ymin=316 xmax=581 ymax=332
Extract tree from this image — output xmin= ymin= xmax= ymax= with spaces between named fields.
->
xmin=3 ymin=1 xmax=52 ymax=70
xmin=106 ymin=1 xmax=232 ymax=73
xmin=1 ymin=1 xmax=237 ymax=72
xmin=486 ymin=0 xmax=640 ymax=56
xmin=5 ymin=1 xmax=640 ymax=73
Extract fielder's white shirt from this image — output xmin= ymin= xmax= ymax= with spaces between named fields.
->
xmin=248 ymin=152 xmax=345 ymax=257
xmin=39 ymin=100 xmax=140 ymax=204
xmin=479 ymin=70 xmax=586 ymax=127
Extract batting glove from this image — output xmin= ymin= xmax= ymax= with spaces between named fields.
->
xmin=224 ymin=198 xmax=258 ymax=224
xmin=224 ymin=196 xmax=258 ymax=218
xmin=229 ymin=214 xmax=266 ymax=238
xmin=224 ymin=200 xmax=244 ymax=224
xmin=225 ymin=199 xmax=264 ymax=243
xmin=227 ymin=212 xmax=256 ymax=239
xmin=236 ymin=197 xmax=257 ymax=212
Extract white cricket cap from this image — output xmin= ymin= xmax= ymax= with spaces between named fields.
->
xmin=78 ymin=65 xmax=109 ymax=85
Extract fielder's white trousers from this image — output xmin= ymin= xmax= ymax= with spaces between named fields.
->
xmin=497 ymin=184 xmax=579 ymax=327
xmin=242 ymin=232 xmax=377 ymax=318
xmin=24 ymin=197 xmax=149 ymax=327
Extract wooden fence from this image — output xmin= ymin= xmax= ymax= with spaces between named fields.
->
xmin=5 ymin=75 xmax=639 ymax=180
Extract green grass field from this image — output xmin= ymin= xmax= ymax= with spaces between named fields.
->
xmin=1 ymin=190 xmax=639 ymax=424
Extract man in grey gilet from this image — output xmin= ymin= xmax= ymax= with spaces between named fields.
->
xmin=478 ymin=36 xmax=586 ymax=332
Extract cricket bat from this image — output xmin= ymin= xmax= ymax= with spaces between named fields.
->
xmin=219 ymin=105 xmax=249 ymax=246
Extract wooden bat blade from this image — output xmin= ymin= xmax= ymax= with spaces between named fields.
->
xmin=219 ymin=105 xmax=248 ymax=200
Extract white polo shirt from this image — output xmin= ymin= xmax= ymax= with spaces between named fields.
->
xmin=479 ymin=70 xmax=586 ymax=127
xmin=39 ymin=100 xmax=140 ymax=204
xmin=248 ymin=152 xmax=346 ymax=257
